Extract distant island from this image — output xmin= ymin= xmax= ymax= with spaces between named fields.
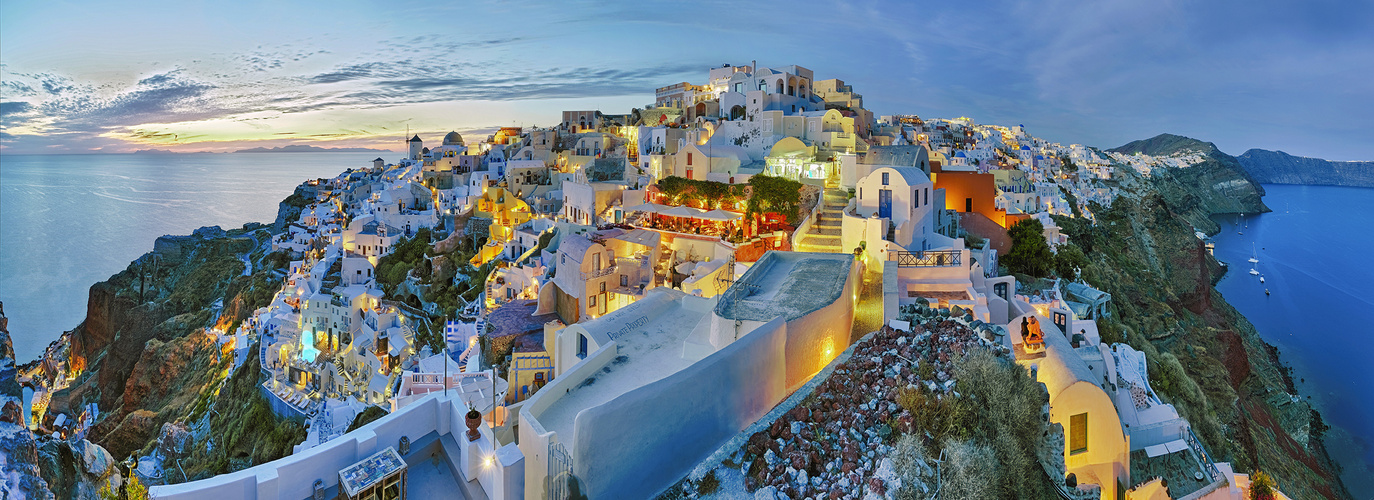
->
xmin=233 ymin=145 xmax=392 ymax=153
xmin=1236 ymin=148 xmax=1374 ymax=188
xmin=131 ymin=149 xmax=180 ymax=154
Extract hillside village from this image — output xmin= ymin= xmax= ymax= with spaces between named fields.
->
xmin=9 ymin=64 xmax=1300 ymax=500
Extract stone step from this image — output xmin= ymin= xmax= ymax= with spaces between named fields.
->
xmin=801 ymin=234 xmax=841 ymax=244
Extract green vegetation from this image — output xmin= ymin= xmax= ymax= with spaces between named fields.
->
xmin=745 ymin=175 xmax=804 ymax=225
xmin=656 ymin=176 xmax=747 ymax=209
xmin=348 ymin=406 xmax=389 ymax=433
xmin=1053 ymin=243 xmax=1089 ymax=281
xmin=376 ymin=228 xmax=433 ymax=294
xmin=98 ymin=474 xmax=148 ymax=500
xmin=1058 ymin=175 xmax=1342 ymax=498
xmin=1249 ymin=470 xmax=1278 ymax=500
xmin=894 ymin=349 xmax=1052 ymax=498
xmin=696 ymin=469 xmax=719 ymax=495
xmin=1058 ymin=155 xmax=1078 ymax=173
xmin=1001 ymin=218 xmax=1054 ymax=277
xmin=180 ymin=345 xmax=305 ymax=480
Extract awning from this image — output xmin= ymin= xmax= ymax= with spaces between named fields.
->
xmin=701 ymin=209 xmax=742 ymax=221
xmin=660 ymin=206 xmax=707 ymax=218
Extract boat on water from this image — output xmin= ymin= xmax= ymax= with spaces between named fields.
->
xmin=1265 ymin=288 xmax=1271 ymax=296
xmin=1249 ymin=268 xmax=1260 ymax=276
xmin=1260 ymin=275 xmax=1266 ymax=283
xmin=1248 ymin=243 xmax=1259 ymax=264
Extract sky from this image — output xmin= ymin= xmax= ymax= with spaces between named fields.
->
xmin=1 ymin=0 xmax=1371 ymax=160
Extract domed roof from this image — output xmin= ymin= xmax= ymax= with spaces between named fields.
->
xmin=443 ymin=131 xmax=464 ymax=146
xmin=1020 ymin=145 xmax=1031 ymax=150
xmin=953 ymin=151 xmax=966 ymax=158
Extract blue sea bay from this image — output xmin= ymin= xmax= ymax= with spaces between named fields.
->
xmin=1211 ymin=184 xmax=1374 ymax=495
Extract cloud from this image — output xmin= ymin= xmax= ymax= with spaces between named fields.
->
xmin=1 ymin=101 xmax=33 ymax=117
xmin=306 ymin=62 xmax=700 ymax=104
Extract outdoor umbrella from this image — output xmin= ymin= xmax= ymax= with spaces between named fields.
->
xmin=661 ymin=206 xmax=706 ymax=218
xmin=701 ymin=209 xmax=741 ymax=221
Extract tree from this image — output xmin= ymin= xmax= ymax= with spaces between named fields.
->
xmin=1003 ymin=218 xmax=1054 ymax=277
xmin=745 ymin=175 xmax=803 ymax=225
xmin=1054 ymin=243 xmax=1089 ymax=281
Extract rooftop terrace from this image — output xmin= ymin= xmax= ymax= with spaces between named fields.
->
xmin=536 ymin=289 xmax=710 ymax=444
xmin=714 ymin=251 xmax=852 ymax=323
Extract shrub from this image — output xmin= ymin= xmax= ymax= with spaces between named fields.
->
xmin=1249 ymin=470 xmax=1277 ymax=500
xmin=696 ymin=469 xmax=720 ymax=495
xmin=348 ymin=406 xmax=389 ymax=433
xmin=890 ymin=434 xmax=934 ymax=500
xmin=1054 ymin=243 xmax=1089 ymax=280
xmin=940 ymin=439 xmax=998 ymax=500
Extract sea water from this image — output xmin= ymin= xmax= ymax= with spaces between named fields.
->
xmin=1211 ymin=184 xmax=1374 ymax=494
xmin=0 ymin=152 xmax=384 ymax=362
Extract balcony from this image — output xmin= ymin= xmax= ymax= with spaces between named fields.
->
xmin=890 ymin=250 xmax=962 ymax=267
xmin=580 ymin=264 xmax=617 ymax=281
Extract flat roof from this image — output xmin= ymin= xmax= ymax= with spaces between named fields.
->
xmin=536 ymin=289 xmax=710 ymax=443
xmin=714 ymin=251 xmax=852 ymax=323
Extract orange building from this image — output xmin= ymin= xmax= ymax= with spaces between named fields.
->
xmin=931 ymin=170 xmax=1009 ymax=227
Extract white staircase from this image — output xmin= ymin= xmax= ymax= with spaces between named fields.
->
xmin=796 ymin=188 xmax=847 ymax=253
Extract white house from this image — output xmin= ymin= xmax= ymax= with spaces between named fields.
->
xmin=853 ymin=166 xmax=936 ymax=251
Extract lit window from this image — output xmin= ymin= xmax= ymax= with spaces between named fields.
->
xmin=1070 ymin=413 xmax=1087 ymax=454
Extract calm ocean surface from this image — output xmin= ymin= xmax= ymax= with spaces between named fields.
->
xmin=0 ymin=152 xmax=385 ymax=362
xmin=1211 ymin=184 xmax=1374 ymax=494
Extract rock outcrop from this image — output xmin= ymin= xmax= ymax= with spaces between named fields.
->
xmin=1236 ymin=148 xmax=1374 ymax=188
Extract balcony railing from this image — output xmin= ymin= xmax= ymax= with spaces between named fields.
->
xmin=580 ymin=264 xmax=617 ymax=281
xmin=890 ymin=250 xmax=962 ymax=267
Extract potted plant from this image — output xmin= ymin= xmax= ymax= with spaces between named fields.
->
xmin=464 ymin=400 xmax=482 ymax=442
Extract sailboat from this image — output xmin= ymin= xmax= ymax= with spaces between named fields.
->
xmin=1248 ymin=243 xmax=1259 ymax=264
xmin=1238 ymin=214 xmax=1245 ymax=235
xmin=1249 ymin=267 xmax=1259 ymax=276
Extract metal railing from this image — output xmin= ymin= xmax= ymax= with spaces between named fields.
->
xmin=1186 ymin=427 xmax=1221 ymax=482
xmin=890 ymin=250 xmax=962 ymax=267
xmin=580 ymin=264 xmax=617 ymax=281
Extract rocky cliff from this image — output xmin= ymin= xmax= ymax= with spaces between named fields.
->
xmin=1111 ymin=134 xmax=1269 ymax=232
xmin=1236 ymin=148 xmax=1374 ymax=188
xmin=1 ymin=309 xmax=124 ymax=499
xmin=37 ymin=187 xmax=309 ymax=486
xmin=1069 ymin=136 xmax=1348 ymax=498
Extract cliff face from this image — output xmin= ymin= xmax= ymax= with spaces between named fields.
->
xmin=1073 ymin=139 xmax=1348 ymax=498
xmin=1 ymin=312 xmax=122 ymax=500
xmin=1111 ymin=133 xmax=1269 ymax=232
xmin=1236 ymin=148 xmax=1374 ymax=188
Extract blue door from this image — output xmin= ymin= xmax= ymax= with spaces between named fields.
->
xmin=879 ymin=189 xmax=892 ymax=218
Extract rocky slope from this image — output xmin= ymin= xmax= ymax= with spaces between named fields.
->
xmin=1111 ymin=134 xmax=1269 ymax=231
xmin=32 ymin=185 xmax=310 ymax=486
xmin=1236 ymin=148 xmax=1374 ymax=188
xmin=1068 ymin=138 xmax=1348 ymax=498
xmin=1 ymin=310 xmax=125 ymax=499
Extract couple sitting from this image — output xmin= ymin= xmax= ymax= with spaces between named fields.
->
xmin=1022 ymin=316 xmax=1045 ymax=352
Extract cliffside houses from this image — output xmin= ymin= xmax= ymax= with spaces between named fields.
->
xmin=153 ymin=63 xmax=1297 ymax=500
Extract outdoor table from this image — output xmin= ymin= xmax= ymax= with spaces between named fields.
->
xmin=338 ymin=446 xmax=407 ymax=500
